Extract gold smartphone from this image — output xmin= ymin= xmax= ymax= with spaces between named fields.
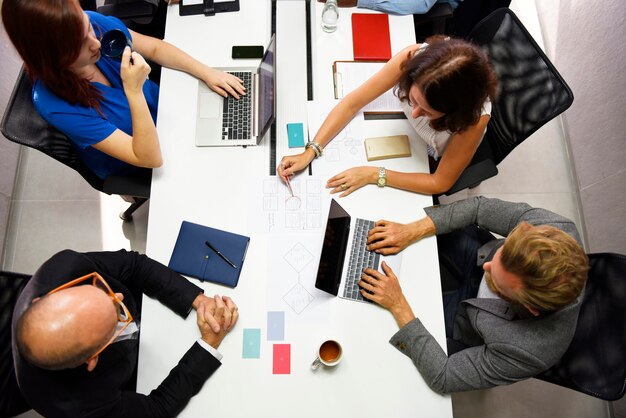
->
xmin=364 ymin=135 xmax=411 ymax=161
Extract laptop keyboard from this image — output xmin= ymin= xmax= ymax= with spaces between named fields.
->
xmin=343 ymin=218 xmax=380 ymax=302
xmin=222 ymin=71 xmax=252 ymax=140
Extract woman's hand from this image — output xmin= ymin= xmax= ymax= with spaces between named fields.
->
xmin=201 ymin=67 xmax=246 ymax=99
xmin=326 ymin=166 xmax=377 ymax=197
xmin=120 ymin=47 xmax=151 ymax=95
xmin=367 ymin=217 xmax=436 ymax=255
xmin=278 ymin=150 xmax=316 ymax=179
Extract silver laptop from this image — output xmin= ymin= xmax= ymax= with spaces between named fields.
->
xmin=195 ymin=35 xmax=275 ymax=147
xmin=315 ymin=199 xmax=402 ymax=303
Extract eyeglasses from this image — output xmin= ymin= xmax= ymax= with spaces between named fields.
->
xmin=46 ymin=272 xmax=134 ymax=361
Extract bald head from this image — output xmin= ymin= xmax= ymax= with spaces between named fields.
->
xmin=17 ymin=285 xmax=118 ymax=370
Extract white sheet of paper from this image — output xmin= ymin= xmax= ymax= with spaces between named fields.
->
xmin=266 ymin=233 xmax=331 ymax=325
xmin=306 ymin=100 xmax=369 ymax=179
xmin=334 ymin=61 xmax=402 ymax=112
xmin=249 ymin=175 xmax=331 ymax=234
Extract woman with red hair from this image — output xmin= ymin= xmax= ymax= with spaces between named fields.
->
xmin=2 ymin=0 xmax=245 ymax=179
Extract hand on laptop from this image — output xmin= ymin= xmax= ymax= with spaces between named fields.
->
xmin=366 ymin=217 xmax=437 ymax=255
xmin=201 ymin=67 xmax=246 ymax=99
xmin=359 ymin=262 xmax=416 ymax=328
xmin=317 ymin=0 xmax=358 ymax=7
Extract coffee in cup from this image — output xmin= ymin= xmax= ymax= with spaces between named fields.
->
xmin=311 ymin=339 xmax=343 ymax=370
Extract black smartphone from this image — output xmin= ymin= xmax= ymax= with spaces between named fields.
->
xmin=232 ymin=45 xmax=264 ymax=59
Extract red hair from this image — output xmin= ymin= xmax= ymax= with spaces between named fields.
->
xmin=2 ymin=0 xmax=103 ymax=108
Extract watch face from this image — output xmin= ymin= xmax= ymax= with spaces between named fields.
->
xmin=378 ymin=177 xmax=386 ymax=186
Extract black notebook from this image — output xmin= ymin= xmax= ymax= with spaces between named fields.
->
xmin=168 ymin=221 xmax=250 ymax=287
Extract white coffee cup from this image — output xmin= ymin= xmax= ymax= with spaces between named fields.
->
xmin=311 ymin=339 xmax=343 ymax=370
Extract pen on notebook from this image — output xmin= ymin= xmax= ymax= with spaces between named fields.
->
xmin=205 ymin=241 xmax=237 ymax=269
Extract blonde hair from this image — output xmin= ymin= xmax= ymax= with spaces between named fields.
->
xmin=501 ymin=222 xmax=588 ymax=312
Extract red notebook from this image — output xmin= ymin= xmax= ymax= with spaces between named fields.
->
xmin=351 ymin=13 xmax=392 ymax=61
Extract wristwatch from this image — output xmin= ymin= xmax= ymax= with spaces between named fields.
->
xmin=377 ymin=167 xmax=387 ymax=187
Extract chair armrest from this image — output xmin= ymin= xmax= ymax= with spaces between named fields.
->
xmin=444 ymin=159 xmax=498 ymax=195
xmin=103 ymin=169 xmax=152 ymax=198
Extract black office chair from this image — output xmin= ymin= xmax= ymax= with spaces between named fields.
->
xmin=536 ymin=252 xmax=626 ymax=401
xmin=413 ymin=3 xmax=454 ymax=42
xmin=442 ymin=8 xmax=574 ymax=195
xmin=97 ymin=0 xmax=159 ymax=25
xmin=0 ymin=271 xmax=32 ymax=417
xmin=448 ymin=0 xmax=511 ymax=38
xmin=0 ymin=68 xmax=151 ymax=221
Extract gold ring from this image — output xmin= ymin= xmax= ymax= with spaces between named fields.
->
xmin=341 ymin=183 xmax=348 ymax=191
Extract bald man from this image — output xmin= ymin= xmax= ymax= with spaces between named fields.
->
xmin=12 ymin=249 xmax=238 ymax=417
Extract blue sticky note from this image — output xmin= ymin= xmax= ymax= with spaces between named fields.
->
xmin=267 ymin=311 xmax=285 ymax=341
xmin=287 ymin=123 xmax=305 ymax=148
xmin=242 ymin=328 xmax=261 ymax=359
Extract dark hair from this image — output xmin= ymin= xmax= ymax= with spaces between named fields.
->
xmin=396 ymin=35 xmax=498 ymax=133
xmin=2 ymin=0 xmax=103 ymax=109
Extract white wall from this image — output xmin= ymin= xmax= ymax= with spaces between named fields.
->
xmin=536 ymin=0 xmax=626 ymax=254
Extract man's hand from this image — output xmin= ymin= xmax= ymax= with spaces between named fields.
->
xmin=196 ymin=295 xmax=239 ymax=349
xmin=318 ymin=0 xmax=358 ymax=7
xmin=192 ymin=293 xmax=216 ymax=311
xmin=192 ymin=293 xmax=219 ymax=332
xmin=359 ymin=262 xmax=415 ymax=328
xmin=367 ymin=217 xmax=436 ymax=255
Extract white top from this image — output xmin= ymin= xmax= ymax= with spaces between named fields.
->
xmin=399 ymin=43 xmax=492 ymax=160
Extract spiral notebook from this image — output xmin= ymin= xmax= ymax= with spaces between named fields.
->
xmin=168 ymin=221 xmax=250 ymax=287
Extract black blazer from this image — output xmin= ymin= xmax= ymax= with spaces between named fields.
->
xmin=12 ymin=250 xmax=221 ymax=417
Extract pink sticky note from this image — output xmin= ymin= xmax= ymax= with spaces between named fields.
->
xmin=273 ymin=344 xmax=291 ymax=374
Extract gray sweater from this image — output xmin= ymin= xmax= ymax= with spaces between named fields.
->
xmin=389 ymin=197 xmax=584 ymax=393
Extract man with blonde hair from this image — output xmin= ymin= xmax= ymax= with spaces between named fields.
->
xmin=359 ymin=196 xmax=588 ymax=393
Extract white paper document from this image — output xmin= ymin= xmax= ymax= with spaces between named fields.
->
xmin=306 ymin=100 xmax=369 ymax=179
xmin=333 ymin=61 xmax=402 ymax=112
xmin=249 ymin=175 xmax=332 ymax=234
xmin=266 ymin=234 xmax=331 ymax=325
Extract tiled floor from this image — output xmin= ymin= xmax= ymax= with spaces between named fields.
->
xmin=2 ymin=1 xmax=624 ymax=417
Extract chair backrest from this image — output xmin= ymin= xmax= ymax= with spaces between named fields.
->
xmin=0 ymin=271 xmax=32 ymax=417
xmin=98 ymin=0 xmax=159 ymax=25
xmin=536 ymin=253 xmax=626 ymax=401
xmin=0 ymin=68 xmax=105 ymax=192
xmin=467 ymin=8 xmax=574 ymax=165
xmin=450 ymin=0 xmax=511 ymax=38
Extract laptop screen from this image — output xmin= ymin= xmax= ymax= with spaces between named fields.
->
xmin=315 ymin=200 xmax=351 ymax=296
xmin=257 ymin=34 xmax=275 ymax=139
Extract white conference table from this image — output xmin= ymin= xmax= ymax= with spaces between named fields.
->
xmin=137 ymin=2 xmax=452 ymax=417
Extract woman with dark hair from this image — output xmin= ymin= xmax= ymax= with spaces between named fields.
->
xmin=2 ymin=0 xmax=245 ymax=179
xmin=278 ymin=36 xmax=498 ymax=196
